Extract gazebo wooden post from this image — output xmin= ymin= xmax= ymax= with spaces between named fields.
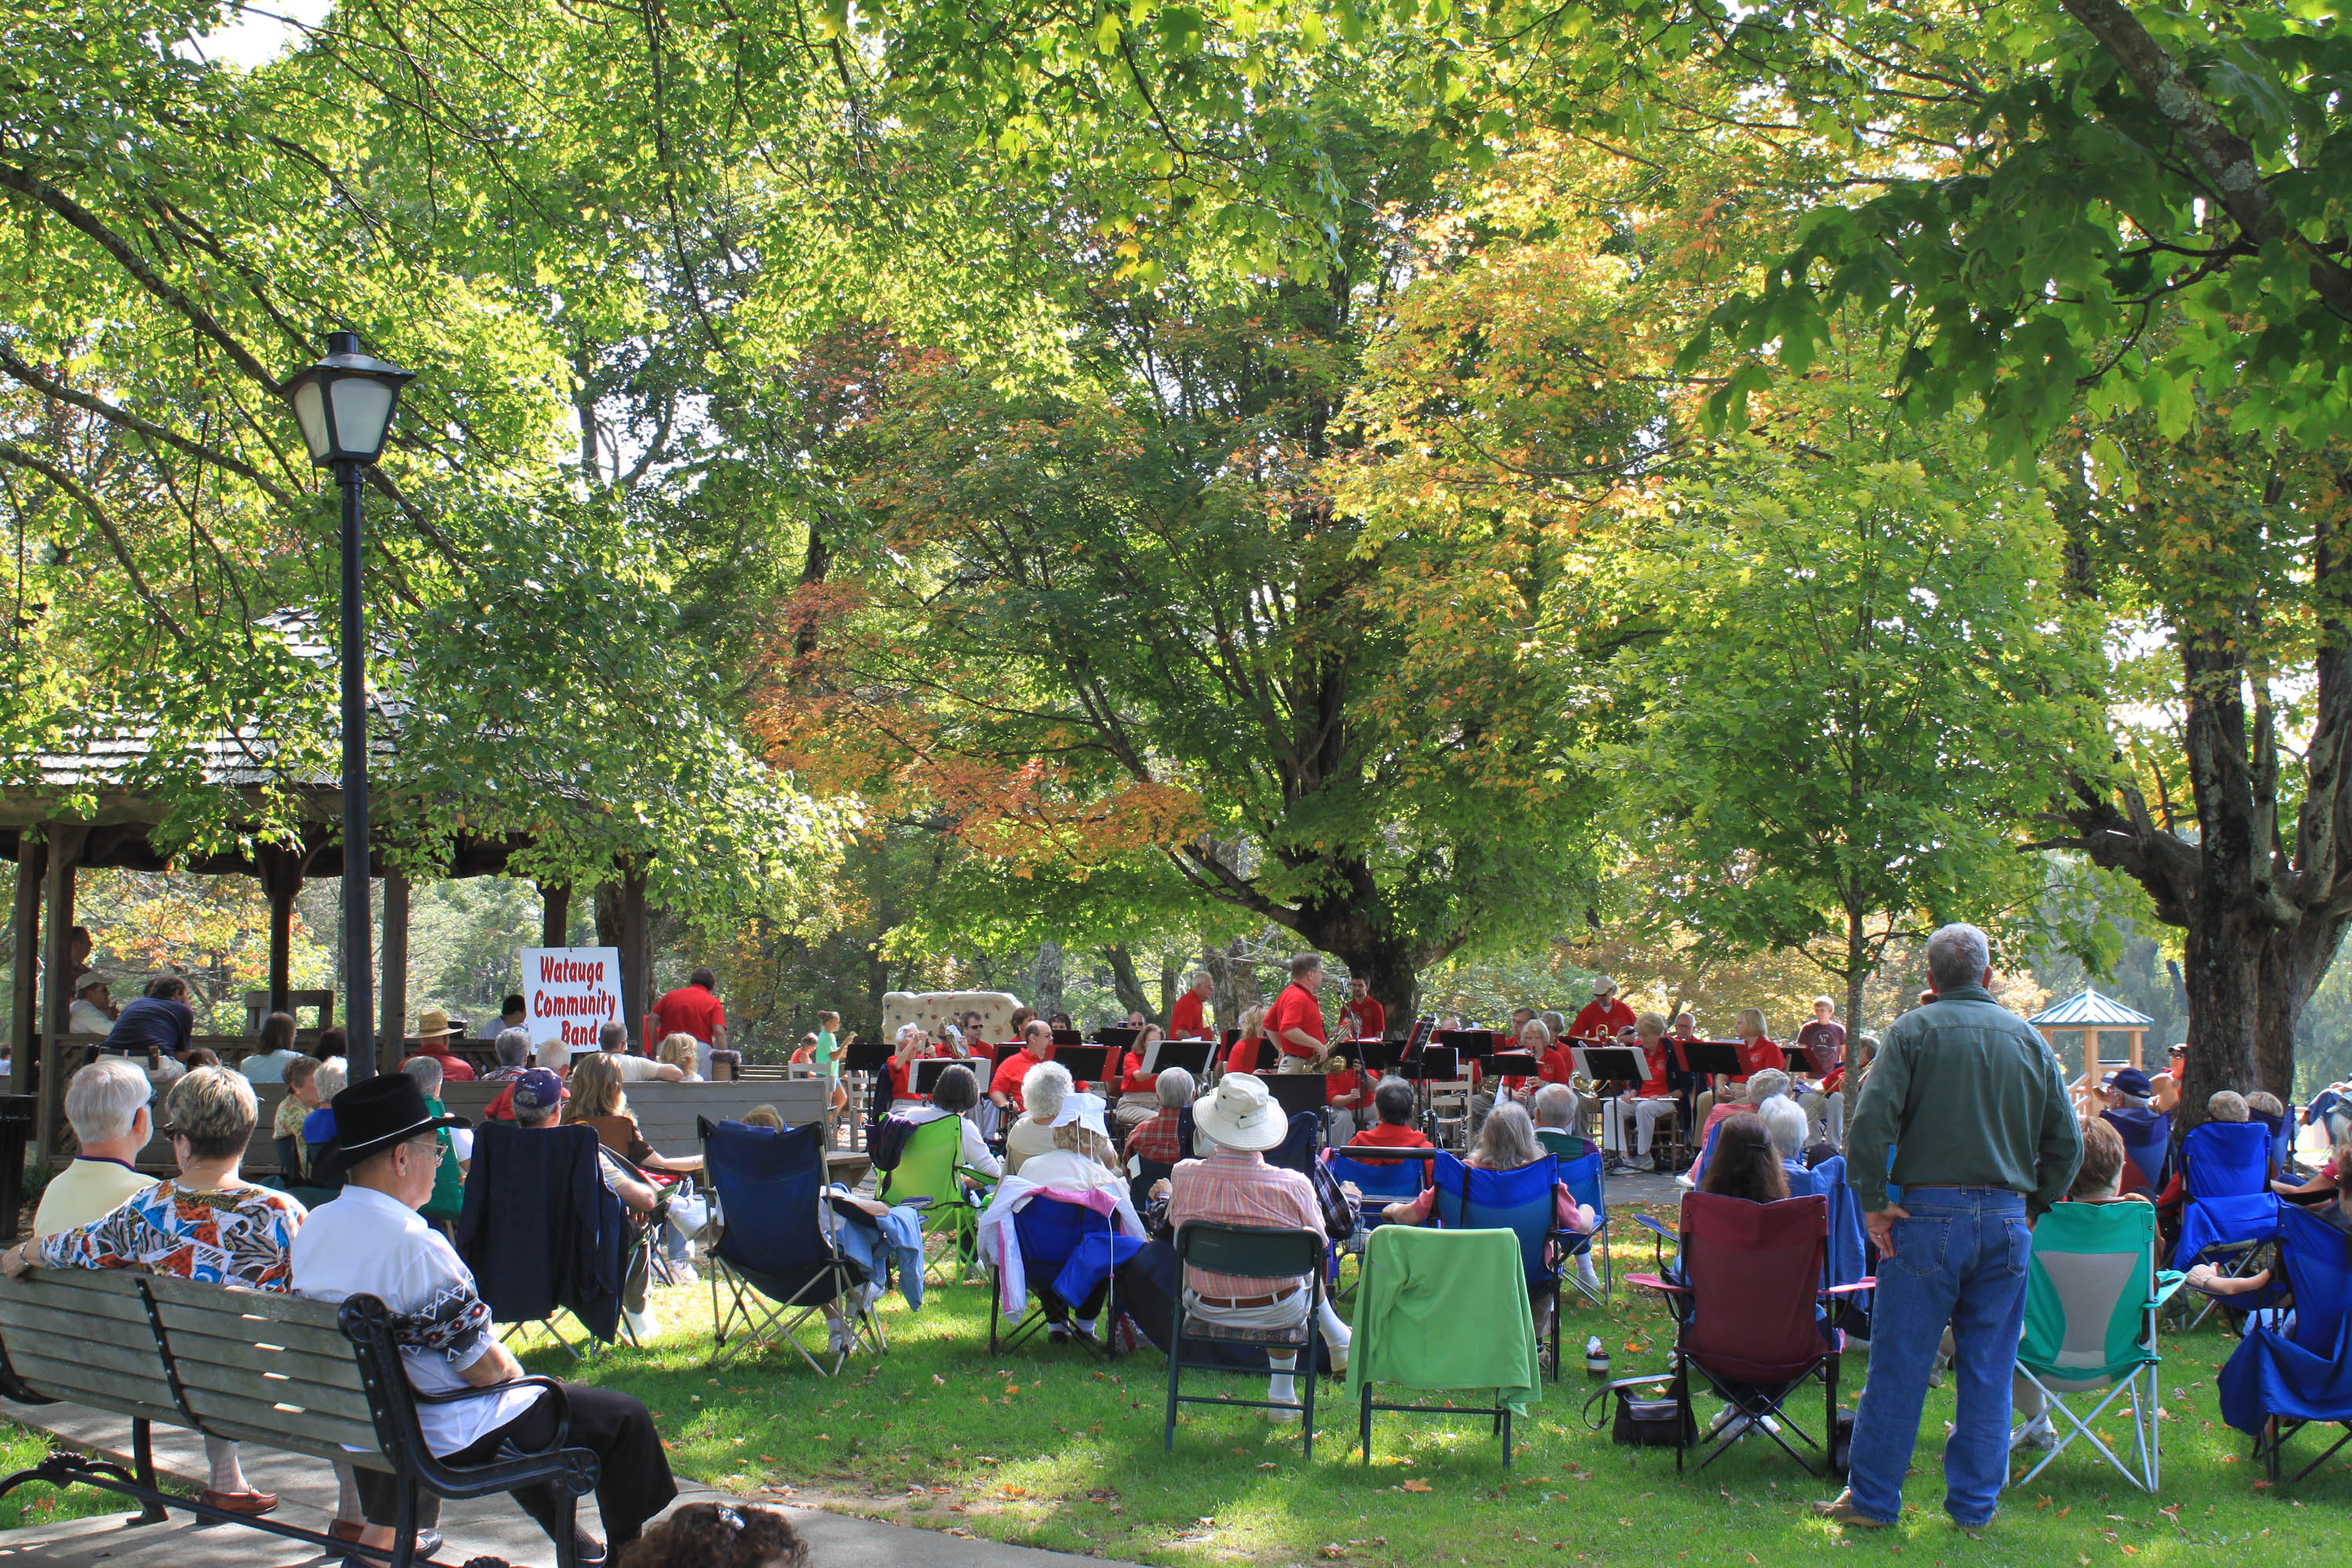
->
xmin=2129 ymin=1026 xmax=2144 ymax=1073
xmin=38 ymin=823 xmax=86 ymax=1159
xmin=9 ymin=837 xmax=44 ymax=1094
xmin=379 ymin=868 xmax=408 ymax=1049
xmin=539 ymin=882 xmax=570 ymax=948
xmin=255 ymin=844 xmax=305 ymax=1018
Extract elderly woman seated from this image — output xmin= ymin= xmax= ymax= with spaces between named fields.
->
xmin=5 ymin=1067 xmax=306 ymax=1519
xmin=1006 ymin=1060 xmax=1076 ymax=1176
xmin=1381 ymin=1102 xmax=1595 ymax=1335
xmin=979 ymin=1091 xmax=1131 ymax=1345
xmin=1124 ymin=1066 xmax=1195 ymax=1167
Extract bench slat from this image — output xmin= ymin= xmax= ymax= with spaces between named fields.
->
xmin=195 ymin=1416 xmax=394 ymax=1472
xmin=4 ymin=1348 xmax=180 ymax=1414
xmin=5 ymin=1323 xmax=167 ymax=1381
xmin=0 ymin=1270 xmax=156 ymax=1329
xmin=183 ymin=1388 xmax=380 ymax=1453
xmin=140 ymin=1273 xmax=349 ymax=1329
xmin=156 ymin=1325 xmax=365 ymax=1381
xmin=176 ymin=1359 xmax=379 ymax=1423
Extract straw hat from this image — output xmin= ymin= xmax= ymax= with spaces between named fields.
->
xmin=1193 ymin=1073 xmax=1288 ymax=1152
xmin=412 ymin=1007 xmax=458 ymax=1040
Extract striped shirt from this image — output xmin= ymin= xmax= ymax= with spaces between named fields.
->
xmin=1167 ymin=1146 xmax=1321 ymax=1298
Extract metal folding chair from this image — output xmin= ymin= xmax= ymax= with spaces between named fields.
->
xmin=1163 ymin=1222 xmax=1328 ymax=1459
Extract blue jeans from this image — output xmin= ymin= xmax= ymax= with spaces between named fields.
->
xmin=1846 ymin=1187 xmax=2030 ymax=1526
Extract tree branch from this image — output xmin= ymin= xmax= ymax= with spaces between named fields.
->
xmin=0 ymin=346 xmax=297 ymax=505
xmin=0 ymin=442 xmax=187 ymax=641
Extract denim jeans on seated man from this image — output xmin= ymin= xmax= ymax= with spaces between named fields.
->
xmin=1844 ymin=1187 xmax=2031 ymax=1527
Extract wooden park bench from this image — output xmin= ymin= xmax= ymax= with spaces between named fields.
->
xmin=0 ymin=1267 xmax=597 ymax=1568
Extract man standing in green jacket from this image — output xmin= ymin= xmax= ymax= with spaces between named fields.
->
xmin=1816 ymin=923 xmax=2081 ymax=1534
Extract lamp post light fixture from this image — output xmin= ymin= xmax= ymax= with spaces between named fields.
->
xmin=282 ymin=331 xmax=413 ymax=1082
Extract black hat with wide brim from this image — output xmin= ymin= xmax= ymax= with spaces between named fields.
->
xmin=311 ymin=1073 xmax=466 ymax=1182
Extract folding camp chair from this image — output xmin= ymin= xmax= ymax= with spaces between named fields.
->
xmin=878 ymin=1114 xmax=990 ymax=1283
xmin=1163 ymin=1222 xmax=1329 ymax=1459
xmin=1265 ymin=1112 xmax=1322 ymax=1176
xmin=1326 ymin=1145 xmax=1431 ymax=1304
xmin=2102 ymin=1107 xmax=2172 ymax=1200
xmin=1427 ymin=1151 xmax=1573 ymax=1377
xmin=1791 ymin=1155 xmax=1873 ymax=1338
xmin=1538 ymin=1133 xmax=1612 ymax=1308
xmin=1625 ymin=1192 xmax=1870 ymax=1475
xmin=700 ymin=1116 xmax=884 ymax=1374
xmin=456 ymin=1122 xmax=629 ymax=1361
xmin=2010 ymin=1199 xmax=2185 ymax=1492
xmin=2221 ymin=1201 xmax=2352 ymax=1485
xmin=2172 ymin=1120 xmax=2283 ymax=1330
xmin=1347 ymin=1225 xmax=1541 ymax=1467
xmin=987 ymin=1196 xmax=1136 ymax=1359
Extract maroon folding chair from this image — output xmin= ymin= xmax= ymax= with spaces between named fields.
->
xmin=1625 ymin=1192 xmax=1872 ymax=1475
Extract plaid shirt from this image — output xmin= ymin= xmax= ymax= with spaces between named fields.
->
xmin=1128 ymin=1107 xmax=1186 ymax=1165
xmin=1167 ymin=1146 xmax=1322 ymax=1299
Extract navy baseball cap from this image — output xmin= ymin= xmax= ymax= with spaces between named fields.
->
xmin=2104 ymin=1067 xmax=2153 ymax=1098
xmin=511 ymin=1068 xmax=567 ymax=1114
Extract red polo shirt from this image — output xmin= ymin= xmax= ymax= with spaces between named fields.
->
xmin=652 ymin=983 xmax=724 ymax=1044
xmin=1225 ymin=1033 xmax=1264 ymax=1077
xmin=1570 ymin=998 xmax=1636 ymax=1040
xmin=1169 ymin=990 xmax=1209 ymax=1040
xmin=1731 ymin=1036 xmax=1785 ymax=1083
xmin=1341 ymin=996 xmax=1386 ymax=1040
xmin=989 ymin=1047 xmax=1042 ymax=1109
xmin=1264 ymin=982 xmax=1327 ymax=1058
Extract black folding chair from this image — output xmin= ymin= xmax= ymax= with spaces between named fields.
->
xmin=1163 ymin=1223 xmax=1328 ymax=1460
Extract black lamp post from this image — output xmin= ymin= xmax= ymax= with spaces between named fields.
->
xmin=282 ymin=332 xmax=413 ymax=1081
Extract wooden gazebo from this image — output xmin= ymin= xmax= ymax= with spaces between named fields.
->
xmin=2027 ymin=988 xmax=2154 ymax=1114
xmin=4 ymin=640 xmax=654 ymax=1154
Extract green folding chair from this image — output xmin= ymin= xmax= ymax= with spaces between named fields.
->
xmin=2012 ymin=1199 xmax=2186 ymax=1493
xmin=878 ymin=1115 xmax=991 ymax=1282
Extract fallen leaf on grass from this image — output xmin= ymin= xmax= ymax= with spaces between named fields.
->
xmin=1400 ymin=1479 xmax=1433 ymax=1492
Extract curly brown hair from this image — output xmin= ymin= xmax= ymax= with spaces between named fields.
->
xmin=615 ymin=1503 xmax=807 ymax=1568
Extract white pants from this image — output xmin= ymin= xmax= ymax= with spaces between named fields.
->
xmin=1182 ymin=1287 xmax=1352 ymax=1355
xmin=1603 ymin=1096 xmax=1677 ymax=1156
xmin=1800 ymin=1089 xmax=1844 ymax=1148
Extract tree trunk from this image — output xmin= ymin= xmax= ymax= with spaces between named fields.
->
xmin=1101 ymin=944 xmax=1156 ymax=1023
xmin=1029 ymin=942 xmax=1065 ymax=1021
xmin=1159 ymin=956 xmax=1180 ymax=1023
xmin=1844 ymin=908 xmax=1868 ymax=1045
xmin=1203 ymin=937 xmax=1261 ymax=1033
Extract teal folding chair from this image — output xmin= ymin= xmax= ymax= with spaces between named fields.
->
xmin=2011 ymin=1200 xmax=2184 ymax=1493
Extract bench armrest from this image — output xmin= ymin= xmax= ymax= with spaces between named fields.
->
xmin=411 ymin=1374 xmax=572 ymax=1454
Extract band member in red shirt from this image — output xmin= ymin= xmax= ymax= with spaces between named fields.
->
xmin=1263 ymin=953 xmax=1329 ymax=1064
xmin=1341 ymin=977 xmax=1386 ymax=1042
xmin=884 ymin=1024 xmax=938 ymax=1109
xmin=1224 ymin=1006 xmax=1268 ymax=1077
xmin=1694 ymin=1006 xmax=1785 ymax=1125
xmin=1112 ymin=1024 xmax=1163 ymax=1133
xmin=989 ymin=1018 xmax=1055 ymax=1115
xmin=1602 ymin=1011 xmax=1681 ymax=1172
xmin=1568 ymin=978 xmax=1636 ymax=1041
xmin=1168 ymin=972 xmax=1213 ymax=1040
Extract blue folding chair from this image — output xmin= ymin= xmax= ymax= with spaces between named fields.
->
xmin=2220 ymin=1201 xmax=2352 ymax=1484
xmin=989 ymin=1196 xmax=1139 ymax=1359
xmin=1428 ymin=1152 xmax=1570 ymax=1377
xmin=2102 ymin=1108 xmax=2172 ymax=1199
xmin=1550 ymin=1143 xmax=1612 ymax=1309
xmin=700 ymin=1116 xmax=882 ymax=1374
xmin=2251 ymin=1110 xmax=2295 ymax=1181
xmin=1326 ymin=1145 xmax=1431 ymax=1305
xmin=1266 ymin=1112 xmax=1321 ymax=1176
xmin=2174 ymin=1120 xmax=2284 ymax=1330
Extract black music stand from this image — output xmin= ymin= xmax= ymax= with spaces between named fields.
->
xmin=1264 ymin=1073 xmax=1330 ymax=1125
xmin=842 ymin=1037 xmax=891 ymax=1076
xmin=1052 ymin=1044 xmax=1109 ymax=1084
xmin=1674 ymin=1040 xmax=1746 ymax=1103
xmin=1051 ymin=1029 xmax=1084 ymax=1047
xmin=1573 ymin=1046 xmax=1647 ymax=1085
xmin=1223 ymin=1027 xmax=1242 ymax=1049
xmin=1485 ymin=1051 xmax=1540 ymax=1080
xmin=1145 ymin=1040 xmax=1214 ymax=1079
xmin=1434 ymin=1029 xmax=1494 ymax=1056
xmin=1097 ymin=1026 xmax=1142 ymax=1058
xmin=912 ymin=1056 xmax=968 ymax=1097
xmin=1403 ymin=1017 xmax=1435 ymax=1056
xmin=1354 ymin=1040 xmax=1407 ymax=1076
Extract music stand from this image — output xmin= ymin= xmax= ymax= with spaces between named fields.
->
xmin=1674 ymin=1040 xmax=1746 ymax=1101
xmin=1403 ymin=1044 xmax=1462 ymax=1083
xmin=1096 ymin=1026 xmax=1142 ymax=1058
xmin=1573 ymin=1046 xmax=1647 ymax=1084
xmin=1434 ymin=1029 xmax=1494 ymax=1057
xmin=1403 ymin=1017 xmax=1434 ymax=1055
xmin=1263 ymin=1073 xmax=1330 ymax=1123
xmin=1145 ymin=1040 xmax=1214 ymax=1078
xmin=1485 ymin=1051 xmax=1540 ymax=1080
xmin=842 ymin=1037 xmax=891 ymax=1076
xmin=1354 ymin=1039 xmax=1407 ymax=1075
xmin=1051 ymin=1044 xmax=1109 ymax=1083
xmin=912 ymin=1057 xmax=966 ymax=1097
xmin=1050 ymin=1029 xmax=1084 ymax=1047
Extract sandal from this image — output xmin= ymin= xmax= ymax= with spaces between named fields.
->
xmin=198 ymin=1489 xmax=278 ymax=1515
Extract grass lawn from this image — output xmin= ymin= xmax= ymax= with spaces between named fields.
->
xmin=0 ymin=1420 xmax=162 ymax=1533
xmin=523 ymin=1229 xmax=2348 ymax=1568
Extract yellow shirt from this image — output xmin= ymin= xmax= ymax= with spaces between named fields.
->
xmin=33 ymin=1158 xmax=159 ymax=1239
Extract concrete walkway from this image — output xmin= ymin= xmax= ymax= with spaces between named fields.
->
xmin=0 ymin=1401 xmax=1123 ymax=1568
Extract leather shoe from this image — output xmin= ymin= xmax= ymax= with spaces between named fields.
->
xmin=198 ymin=1489 xmax=278 ymax=1515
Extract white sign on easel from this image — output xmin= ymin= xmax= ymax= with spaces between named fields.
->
xmin=521 ymin=946 xmax=624 ymax=1055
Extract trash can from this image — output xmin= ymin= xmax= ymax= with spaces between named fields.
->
xmin=0 ymin=1093 xmax=34 ymax=1237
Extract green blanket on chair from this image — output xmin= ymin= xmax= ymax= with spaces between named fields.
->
xmin=1346 ymin=1225 xmax=1544 ymax=1415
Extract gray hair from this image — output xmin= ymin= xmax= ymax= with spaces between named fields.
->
xmin=403 ymin=1053 xmax=445 ymax=1096
xmin=516 ymin=1097 xmax=559 ymax=1129
xmin=1024 ymin=1060 xmax=1073 ymax=1120
xmin=495 ymin=1028 xmax=532 ymax=1068
xmin=314 ymin=1058 xmax=349 ymax=1101
xmin=1530 ymin=1082 xmax=1578 ymax=1129
xmin=66 ymin=1057 xmax=151 ymax=1145
xmin=1539 ymin=1010 xmax=1567 ymax=1043
xmin=1926 ymin=922 xmax=1991 ymax=991
xmin=1475 ymin=1102 xmax=1542 ymax=1171
xmin=1744 ymin=1068 xmax=1791 ymax=1106
xmin=1155 ymin=1066 xmax=1196 ymax=1108
xmin=1759 ymin=1096 xmax=1807 ymax=1160
xmin=599 ymin=1019 xmax=628 ymax=1052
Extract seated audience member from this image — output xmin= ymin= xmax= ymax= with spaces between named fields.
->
xmin=182 ymin=1047 xmax=222 ymax=1071
xmin=67 ymin=973 xmax=117 ymax=1036
xmin=2191 ymin=1136 xmax=2352 ymax=1305
xmin=1352 ymin=1077 xmax=1433 ymax=1151
xmin=1171 ymin=1073 xmax=1355 ymax=1410
xmin=1113 ymin=1024 xmax=1164 ymax=1132
xmin=5 ymin=1068 xmax=301 ymax=1518
xmin=35 ymin=1057 xmax=156 ymax=1237
xmin=980 ymin=1091 xmax=1130 ymax=1344
xmin=659 ymin=1031 xmax=706 ymax=1082
xmin=1007 ymin=1061 xmax=1076 ymax=1176
xmin=742 ymin=1104 xmax=786 ymax=1131
xmin=481 ymin=1027 xmax=534 ymax=1083
xmin=405 ymin=1009 xmax=477 ymax=1082
xmin=895 ymin=1062 xmax=1003 ymax=1180
xmin=2006 ymin=1117 xmax=2151 ymax=1449
xmin=240 ymin=1010 xmax=303 ymax=1084
xmin=1126 ymin=1067 xmax=1196 ymax=1167
xmin=303 ymin=1058 xmax=351 ymax=1189
xmin=401 ymin=1054 xmax=470 ymax=1231
xmin=99 ymin=975 xmax=195 ymax=1065
xmin=990 ymin=1018 xmax=1054 ymax=1115
xmin=1692 ymin=1068 xmax=1791 ymax=1175
xmin=480 ymin=993 xmax=528 ymax=1041
xmin=510 ymin=1068 xmax=662 ymax=1215
xmin=591 ymin=1020 xmax=684 ymax=1083
xmin=2099 ymin=1066 xmax=2155 ymax=1112
xmin=1529 ymin=1080 xmax=1594 ymax=1159
xmin=617 ymin=1502 xmax=808 ymax=1568
xmin=2151 ymin=1043 xmax=2186 ymax=1114
xmin=2207 ymin=1089 xmax=2250 ymax=1123
xmin=314 ymin=1025 xmax=347 ymax=1062
xmin=1697 ymin=1112 xmax=1788 ymax=1204
xmin=1759 ymin=1095 xmax=1811 ymax=1179
xmin=1383 ymin=1102 xmax=1595 ymax=1240
xmin=293 ymin=1074 xmax=676 ymax=1565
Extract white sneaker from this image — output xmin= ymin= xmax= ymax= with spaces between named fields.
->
xmin=1574 ymin=1257 xmax=1602 ymax=1290
xmin=1326 ymin=1339 xmax=1349 ymax=1374
xmin=2011 ymin=1415 xmax=2056 ymax=1451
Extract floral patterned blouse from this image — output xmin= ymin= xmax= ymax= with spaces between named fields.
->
xmin=38 ymin=1181 xmax=307 ymax=1291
